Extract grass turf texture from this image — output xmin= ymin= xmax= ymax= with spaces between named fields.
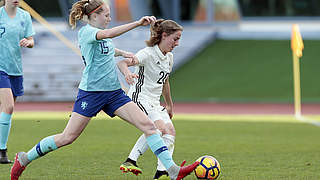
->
xmin=170 ymin=40 xmax=320 ymax=103
xmin=0 ymin=112 xmax=319 ymax=179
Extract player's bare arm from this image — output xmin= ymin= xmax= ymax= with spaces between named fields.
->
xmin=114 ymin=48 xmax=134 ymax=58
xmin=96 ymin=16 xmax=156 ymax=40
xmin=162 ymin=78 xmax=173 ymax=119
xmin=117 ymin=57 xmax=139 ymax=85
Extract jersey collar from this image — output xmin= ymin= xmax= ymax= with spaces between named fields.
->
xmin=155 ymin=45 xmax=167 ymax=61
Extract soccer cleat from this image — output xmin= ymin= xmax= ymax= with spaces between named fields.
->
xmin=120 ymin=161 xmax=142 ymax=176
xmin=176 ymin=160 xmax=200 ymax=180
xmin=10 ymin=153 xmax=26 ymax=180
xmin=153 ymin=170 xmax=170 ymax=180
xmin=0 ymin=149 xmax=12 ymax=164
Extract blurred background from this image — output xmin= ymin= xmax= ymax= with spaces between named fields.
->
xmin=9 ymin=0 xmax=320 ymax=103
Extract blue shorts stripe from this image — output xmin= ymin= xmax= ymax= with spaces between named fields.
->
xmin=36 ymin=143 xmax=44 ymax=156
xmin=154 ymin=146 xmax=168 ymax=156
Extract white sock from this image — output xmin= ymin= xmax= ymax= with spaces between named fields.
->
xmin=157 ymin=134 xmax=175 ymax=171
xmin=128 ymin=130 xmax=162 ymax=161
xmin=128 ymin=134 xmax=148 ymax=161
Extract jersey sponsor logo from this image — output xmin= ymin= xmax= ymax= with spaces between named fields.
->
xmin=0 ymin=27 xmax=5 ymax=38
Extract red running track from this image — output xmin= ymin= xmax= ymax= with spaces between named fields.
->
xmin=13 ymin=102 xmax=320 ymax=115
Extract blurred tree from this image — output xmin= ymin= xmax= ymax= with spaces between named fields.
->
xmin=239 ymin=0 xmax=320 ymax=17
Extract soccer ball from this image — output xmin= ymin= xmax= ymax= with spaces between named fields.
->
xmin=194 ymin=155 xmax=221 ymax=179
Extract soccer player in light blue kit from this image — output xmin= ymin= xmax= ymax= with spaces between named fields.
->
xmin=10 ymin=0 xmax=198 ymax=179
xmin=0 ymin=0 xmax=35 ymax=164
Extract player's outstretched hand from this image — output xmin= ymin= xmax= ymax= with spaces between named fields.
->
xmin=122 ymin=51 xmax=134 ymax=59
xmin=138 ymin=16 xmax=156 ymax=26
xmin=125 ymin=72 xmax=138 ymax=85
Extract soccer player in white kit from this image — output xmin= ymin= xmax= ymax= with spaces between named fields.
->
xmin=117 ymin=19 xmax=183 ymax=180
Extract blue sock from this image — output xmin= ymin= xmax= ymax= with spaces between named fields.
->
xmin=27 ymin=135 xmax=58 ymax=161
xmin=146 ymin=134 xmax=175 ymax=170
xmin=0 ymin=112 xmax=12 ymax=149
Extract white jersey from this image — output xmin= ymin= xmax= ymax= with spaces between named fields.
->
xmin=128 ymin=45 xmax=173 ymax=105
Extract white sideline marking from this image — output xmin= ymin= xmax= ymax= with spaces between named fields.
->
xmin=296 ymin=116 xmax=320 ymax=127
xmin=13 ymin=112 xmax=320 ymax=126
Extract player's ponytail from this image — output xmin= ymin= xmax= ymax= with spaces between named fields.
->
xmin=69 ymin=0 xmax=104 ymax=29
xmin=146 ymin=19 xmax=183 ymax=47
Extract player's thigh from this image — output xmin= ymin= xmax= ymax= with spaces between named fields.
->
xmin=0 ymin=88 xmax=14 ymax=113
xmin=114 ymin=101 xmax=156 ymax=136
xmin=0 ymin=71 xmax=15 ymax=112
xmin=151 ymin=106 xmax=175 ymax=135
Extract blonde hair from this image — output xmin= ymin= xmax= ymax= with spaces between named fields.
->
xmin=146 ymin=19 xmax=183 ymax=47
xmin=69 ymin=0 xmax=104 ymax=29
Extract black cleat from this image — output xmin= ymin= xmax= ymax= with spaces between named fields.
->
xmin=0 ymin=149 xmax=12 ymax=164
xmin=153 ymin=170 xmax=170 ymax=180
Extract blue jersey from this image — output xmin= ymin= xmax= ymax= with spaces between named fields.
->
xmin=0 ymin=7 xmax=35 ymax=76
xmin=78 ymin=24 xmax=121 ymax=91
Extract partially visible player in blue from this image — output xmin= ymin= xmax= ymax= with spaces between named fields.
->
xmin=10 ymin=0 xmax=198 ymax=179
xmin=0 ymin=0 xmax=35 ymax=164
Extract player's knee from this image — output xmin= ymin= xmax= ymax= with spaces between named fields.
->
xmin=163 ymin=125 xmax=176 ymax=136
xmin=143 ymin=121 xmax=158 ymax=136
xmin=2 ymin=103 xmax=14 ymax=114
xmin=167 ymin=126 xmax=176 ymax=136
xmin=157 ymin=126 xmax=166 ymax=135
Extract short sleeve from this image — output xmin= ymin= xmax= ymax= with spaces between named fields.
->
xmin=135 ymin=48 xmax=149 ymax=65
xmin=80 ymin=25 xmax=100 ymax=44
xmin=24 ymin=12 xmax=35 ymax=38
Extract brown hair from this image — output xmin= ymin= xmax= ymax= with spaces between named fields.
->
xmin=69 ymin=0 xmax=104 ymax=29
xmin=146 ymin=19 xmax=183 ymax=47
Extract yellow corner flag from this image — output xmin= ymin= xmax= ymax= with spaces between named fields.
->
xmin=291 ymin=24 xmax=304 ymax=58
xmin=290 ymin=24 xmax=304 ymax=119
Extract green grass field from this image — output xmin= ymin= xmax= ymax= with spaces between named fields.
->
xmin=171 ymin=40 xmax=320 ymax=103
xmin=1 ymin=112 xmax=320 ymax=180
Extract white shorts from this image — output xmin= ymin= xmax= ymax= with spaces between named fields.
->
xmin=135 ymin=99 xmax=172 ymax=124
